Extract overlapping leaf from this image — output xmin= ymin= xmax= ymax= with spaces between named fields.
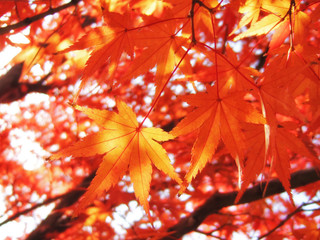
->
xmin=61 ymin=7 xmax=192 ymax=101
xmin=258 ymin=46 xmax=320 ymax=126
xmin=171 ymin=84 xmax=266 ymax=193
xmin=236 ymin=122 xmax=318 ymax=202
xmin=122 ymin=15 xmax=191 ymax=98
xmin=192 ymin=44 xmax=260 ymax=92
xmin=233 ymin=0 xmax=288 ymax=41
xmin=233 ymin=0 xmax=310 ymax=50
xmin=60 ymin=11 xmax=139 ymax=100
xmin=50 ymin=100 xmax=182 ymax=215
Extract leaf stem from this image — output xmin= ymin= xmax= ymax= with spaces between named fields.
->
xmin=288 ymin=0 xmax=296 ymax=52
xmin=140 ymin=45 xmax=193 ymax=128
xmin=238 ymin=0 xmax=297 ymax=67
xmin=129 ymin=17 xmax=187 ymax=33
xmin=210 ymin=12 xmax=220 ymax=98
xmin=200 ymin=42 xmax=259 ymax=89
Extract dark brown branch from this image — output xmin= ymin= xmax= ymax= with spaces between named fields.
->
xmin=0 ymin=62 xmax=24 ymax=99
xmin=0 ymin=0 xmax=81 ymax=35
xmin=0 ymin=62 xmax=54 ymax=103
xmin=161 ymin=167 xmax=320 ymax=240
xmin=25 ymin=171 xmax=95 ymax=240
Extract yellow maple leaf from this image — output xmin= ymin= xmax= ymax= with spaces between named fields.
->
xmin=49 ymin=100 xmax=182 ymax=216
xmin=233 ymin=0 xmax=310 ymax=49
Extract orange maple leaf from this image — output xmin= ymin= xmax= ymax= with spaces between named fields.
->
xmin=170 ymin=84 xmax=266 ymax=193
xmin=60 ymin=10 xmax=139 ymax=100
xmin=188 ymin=44 xmax=260 ymax=97
xmin=257 ymin=46 xmax=316 ymax=127
xmin=61 ymin=9 xmax=191 ymax=101
xmin=293 ymin=216 xmax=320 ymax=239
xmin=49 ymin=100 xmax=182 ymax=216
xmin=122 ymin=14 xmax=191 ymax=98
xmin=236 ymin=122 xmax=318 ymax=203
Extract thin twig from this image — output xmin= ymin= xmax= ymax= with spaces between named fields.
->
xmin=0 ymin=0 xmax=81 ymax=35
xmin=0 ymin=194 xmax=64 ymax=227
xmin=258 ymin=204 xmax=303 ymax=239
xmin=259 ymin=199 xmax=320 ymax=239
xmin=195 ymin=229 xmax=226 ymax=240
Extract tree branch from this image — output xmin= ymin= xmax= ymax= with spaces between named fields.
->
xmin=0 ymin=62 xmax=54 ymax=103
xmin=0 ymin=0 xmax=81 ymax=35
xmin=161 ymin=167 xmax=320 ymax=240
xmin=19 ymin=167 xmax=320 ymax=240
xmin=25 ymin=171 xmax=95 ymax=240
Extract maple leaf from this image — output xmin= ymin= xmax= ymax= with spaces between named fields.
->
xmin=131 ymin=0 xmax=170 ymax=16
xmin=257 ymin=46 xmax=319 ymax=126
xmin=191 ymin=44 xmax=260 ymax=93
xmin=238 ymin=0 xmax=262 ymax=26
xmin=122 ymin=15 xmax=191 ymax=98
xmin=60 ymin=10 xmax=139 ymax=100
xmin=49 ymin=100 xmax=182 ymax=216
xmin=236 ymin=122 xmax=318 ymax=203
xmin=293 ymin=216 xmax=320 ymax=239
xmin=170 ymin=84 xmax=266 ymax=193
xmin=233 ymin=0 xmax=311 ymax=50
xmin=233 ymin=0 xmax=288 ymax=41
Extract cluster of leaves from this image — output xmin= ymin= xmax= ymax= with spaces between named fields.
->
xmin=1 ymin=0 xmax=320 ymax=239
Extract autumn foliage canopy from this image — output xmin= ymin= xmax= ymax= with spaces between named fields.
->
xmin=1 ymin=0 xmax=320 ymax=239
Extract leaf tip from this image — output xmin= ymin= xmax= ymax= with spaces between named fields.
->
xmin=178 ymin=182 xmax=189 ymax=196
xmin=46 ymin=153 xmax=60 ymax=161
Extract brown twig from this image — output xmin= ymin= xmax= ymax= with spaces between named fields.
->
xmin=25 ymin=171 xmax=95 ymax=240
xmin=0 ymin=62 xmax=53 ymax=103
xmin=258 ymin=204 xmax=303 ymax=239
xmin=0 ymin=194 xmax=64 ymax=227
xmin=258 ymin=200 xmax=320 ymax=239
xmin=0 ymin=0 xmax=81 ymax=35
